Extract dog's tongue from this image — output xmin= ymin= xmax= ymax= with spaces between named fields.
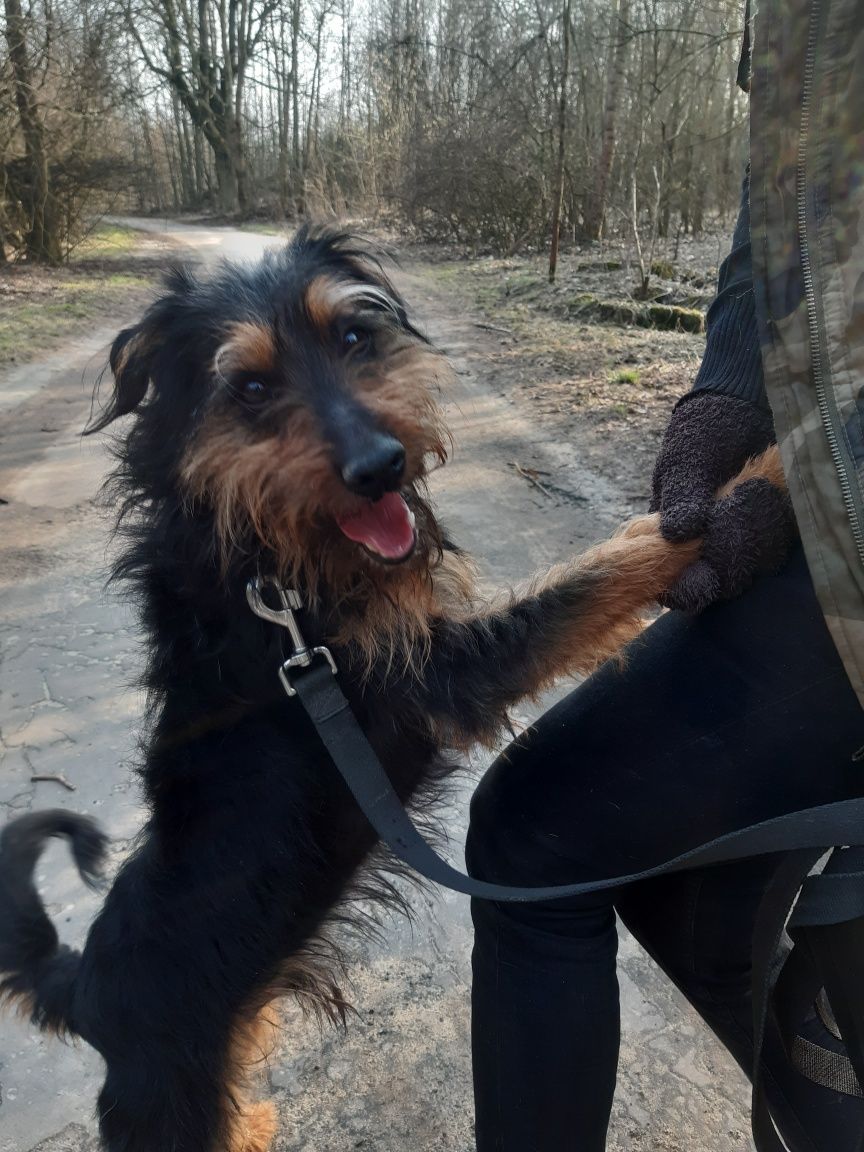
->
xmin=336 ymin=492 xmax=415 ymax=560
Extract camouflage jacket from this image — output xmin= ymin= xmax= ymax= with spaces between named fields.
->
xmin=750 ymin=0 xmax=864 ymax=707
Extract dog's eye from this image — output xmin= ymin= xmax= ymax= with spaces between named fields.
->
xmin=237 ymin=378 xmax=267 ymax=402
xmin=342 ymin=327 xmax=370 ymax=353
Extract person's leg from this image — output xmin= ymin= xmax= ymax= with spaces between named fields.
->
xmin=468 ymin=871 xmax=621 ymax=1152
xmin=467 ymin=549 xmax=864 ymax=1152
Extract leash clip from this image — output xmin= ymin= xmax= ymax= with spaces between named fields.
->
xmin=246 ymin=577 xmax=337 ymax=697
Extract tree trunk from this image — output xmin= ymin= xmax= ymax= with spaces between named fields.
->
xmin=213 ymin=143 xmax=240 ymax=213
xmin=163 ymin=120 xmax=183 ymax=211
xmin=548 ymin=0 xmax=572 ymax=283
xmin=173 ymin=93 xmax=195 ymax=207
xmin=4 ymin=0 xmax=61 ymax=263
xmin=139 ymin=115 xmax=164 ymax=212
xmin=277 ymin=69 xmax=290 ymax=215
xmin=583 ymin=0 xmax=630 ymax=241
xmin=291 ymin=0 xmax=301 ymax=195
xmin=340 ymin=2 xmax=352 ymax=132
xmin=193 ymin=124 xmax=206 ymax=204
xmin=231 ymin=118 xmax=249 ymax=212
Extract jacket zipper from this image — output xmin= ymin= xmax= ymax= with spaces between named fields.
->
xmin=796 ymin=0 xmax=864 ymax=568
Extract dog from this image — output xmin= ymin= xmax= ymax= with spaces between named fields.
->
xmin=0 ymin=226 xmax=785 ymax=1151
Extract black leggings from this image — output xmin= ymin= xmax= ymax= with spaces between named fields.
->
xmin=467 ymin=549 xmax=864 ymax=1152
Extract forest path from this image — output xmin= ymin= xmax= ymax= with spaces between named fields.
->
xmin=0 ymin=221 xmax=749 ymax=1152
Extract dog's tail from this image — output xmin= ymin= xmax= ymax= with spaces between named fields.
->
xmin=0 ymin=810 xmax=107 ymax=1034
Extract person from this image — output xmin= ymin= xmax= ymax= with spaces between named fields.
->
xmin=466 ymin=2 xmax=864 ymax=1148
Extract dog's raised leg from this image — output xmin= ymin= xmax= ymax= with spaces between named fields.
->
xmin=421 ymin=446 xmax=783 ymax=745
xmin=421 ymin=521 xmax=699 ymax=745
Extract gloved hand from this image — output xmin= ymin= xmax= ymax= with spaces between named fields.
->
xmin=660 ymin=477 xmax=798 ymax=612
xmin=651 ymin=392 xmax=797 ymax=612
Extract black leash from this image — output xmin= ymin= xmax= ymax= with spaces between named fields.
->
xmin=293 ymin=658 xmax=864 ymax=902
xmin=248 ymin=577 xmax=864 ymax=1151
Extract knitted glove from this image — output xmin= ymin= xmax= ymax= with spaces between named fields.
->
xmin=651 ymin=392 xmax=796 ymax=612
xmin=650 ymin=392 xmax=776 ymax=540
xmin=660 ymin=477 xmax=798 ymax=613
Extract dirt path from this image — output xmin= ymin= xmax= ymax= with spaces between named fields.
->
xmin=0 ymin=224 xmax=750 ymax=1152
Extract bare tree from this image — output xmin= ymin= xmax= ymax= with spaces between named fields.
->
xmin=3 ymin=0 xmax=60 ymax=261
xmin=1 ymin=0 xmax=748 ymax=252
xmin=123 ymin=0 xmax=279 ymax=213
xmin=583 ymin=0 xmax=630 ymax=241
xmin=548 ymin=0 xmax=571 ymax=282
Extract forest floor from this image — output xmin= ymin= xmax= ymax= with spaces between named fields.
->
xmin=405 ymin=230 xmax=729 ymax=503
xmin=0 ymin=221 xmax=751 ymax=1152
xmin=0 ymin=225 xmax=174 ymax=368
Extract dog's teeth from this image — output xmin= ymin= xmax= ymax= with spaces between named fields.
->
xmin=407 ymin=509 xmax=416 ymax=530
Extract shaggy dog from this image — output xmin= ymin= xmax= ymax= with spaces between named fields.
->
xmin=0 ymin=228 xmax=783 ymax=1151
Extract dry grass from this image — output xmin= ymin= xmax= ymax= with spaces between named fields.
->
xmin=0 ymin=224 xmax=173 ymax=368
xmin=413 ymin=237 xmax=727 ymax=501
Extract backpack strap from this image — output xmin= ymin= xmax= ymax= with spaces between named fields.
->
xmin=776 ymin=850 xmax=864 ymax=1101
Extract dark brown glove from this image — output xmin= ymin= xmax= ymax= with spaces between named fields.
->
xmin=659 ymin=477 xmax=798 ymax=613
xmin=650 ymin=392 xmax=777 ymax=540
xmin=651 ymin=392 xmax=797 ymax=612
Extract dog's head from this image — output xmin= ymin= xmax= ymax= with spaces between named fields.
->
xmin=90 ymin=227 xmax=452 ymax=599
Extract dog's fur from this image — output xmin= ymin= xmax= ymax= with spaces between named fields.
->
xmin=0 ymin=227 xmax=783 ymax=1151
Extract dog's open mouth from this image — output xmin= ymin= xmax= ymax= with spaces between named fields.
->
xmin=336 ymin=492 xmax=417 ymax=563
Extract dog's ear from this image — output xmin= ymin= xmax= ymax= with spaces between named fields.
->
xmin=85 ymin=324 xmax=157 ymax=434
xmin=85 ymin=264 xmax=198 ymax=435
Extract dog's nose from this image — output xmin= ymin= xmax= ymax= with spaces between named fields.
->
xmin=341 ymin=434 xmax=406 ymax=500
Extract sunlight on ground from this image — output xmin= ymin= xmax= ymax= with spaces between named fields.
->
xmin=0 ymin=225 xmax=165 ymax=368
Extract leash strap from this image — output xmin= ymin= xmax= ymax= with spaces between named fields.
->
xmin=293 ymin=661 xmax=864 ymax=903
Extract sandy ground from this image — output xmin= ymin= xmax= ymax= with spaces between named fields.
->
xmin=0 ymin=223 xmax=751 ymax=1151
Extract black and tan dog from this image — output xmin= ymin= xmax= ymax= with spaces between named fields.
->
xmin=0 ymin=228 xmax=783 ymax=1151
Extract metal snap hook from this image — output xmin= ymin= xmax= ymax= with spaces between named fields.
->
xmin=246 ymin=576 xmax=337 ymax=696
xmin=246 ymin=577 xmax=308 ymax=654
